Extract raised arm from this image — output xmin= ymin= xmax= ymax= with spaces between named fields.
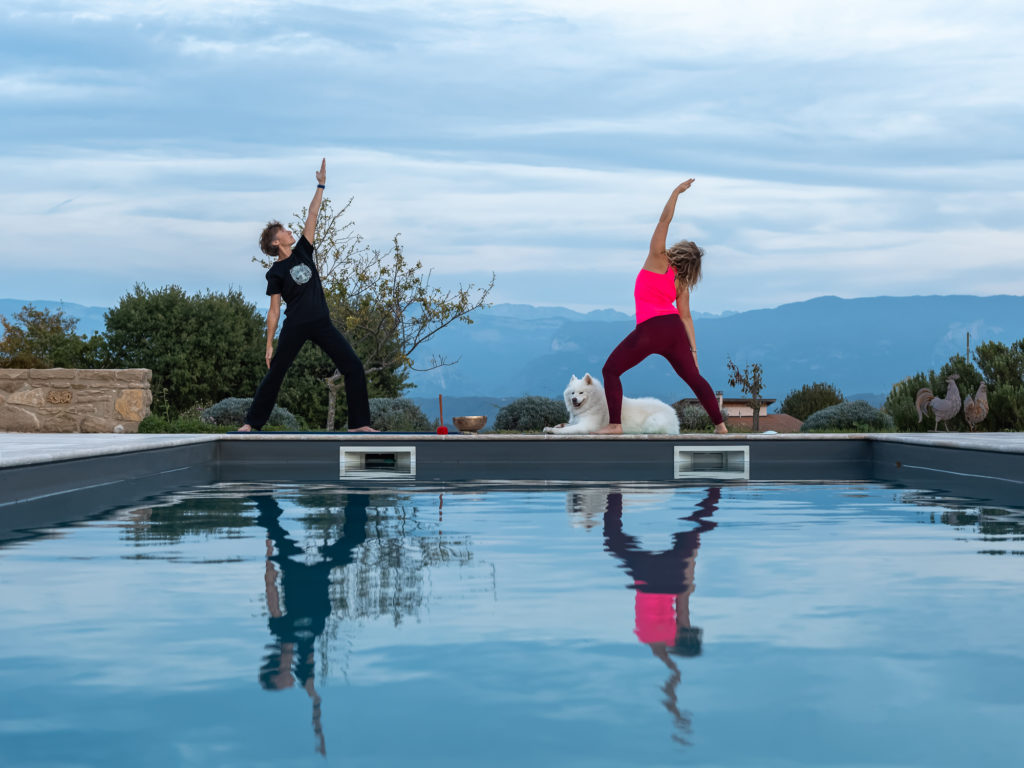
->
xmin=302 ymin=158 xmax=327 ymax=244
xmin=646 ymin=179 xmax=694 ymax=268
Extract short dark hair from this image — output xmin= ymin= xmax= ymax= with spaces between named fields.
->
xmin=259 ymin=221 xmax=285 ymax=258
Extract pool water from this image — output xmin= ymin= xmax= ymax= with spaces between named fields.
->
xmin=1 ymin=482 xmax=1022 ymax=767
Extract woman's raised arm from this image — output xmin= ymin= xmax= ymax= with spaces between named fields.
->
xmin=646 ymin=179 xmax=694 ymax=270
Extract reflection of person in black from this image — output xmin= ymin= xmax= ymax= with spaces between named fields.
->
xmin=603 ymin=487 xmax=720 ymax=745
xmin=255 ymin=494 xmax=369 ymax=756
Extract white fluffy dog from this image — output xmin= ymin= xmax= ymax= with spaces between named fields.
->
xmin=543 ymin=373 xmax=680 ymax=435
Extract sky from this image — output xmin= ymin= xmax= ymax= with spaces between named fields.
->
xmin=2 ymin=0 xmax=1023 ymax=315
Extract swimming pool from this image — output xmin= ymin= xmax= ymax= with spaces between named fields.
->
xmin=1 ymin=480 xmax=1021 ymax=766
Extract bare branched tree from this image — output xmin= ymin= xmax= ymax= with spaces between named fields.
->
xmin=726 ymin=358 xmax=766 ymax=432
xmin=255 ymin=197 xmax=494 ymax=429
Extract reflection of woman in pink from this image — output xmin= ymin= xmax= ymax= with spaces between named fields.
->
xmin=602 ymin=487 xmax=720 ymax=744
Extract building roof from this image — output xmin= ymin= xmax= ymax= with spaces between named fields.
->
xmin=724 ymin=413 xmax=804 ymax=433
xmin=677 ymin=397 xmax=777 ymax=406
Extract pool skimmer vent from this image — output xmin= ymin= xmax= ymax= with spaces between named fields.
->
xmin=340 ymin=446 xmax=416 ymax=479
xmin=674 ymin=445 xmax=749 ymax=480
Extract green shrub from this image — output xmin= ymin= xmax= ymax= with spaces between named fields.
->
xmin=139 ymin=415 xmax=228 ymax=433
xmin=801 ymin=400 xmax=894 ymax=432
xmin=200 ymin=397 xmax=302 ymax=430
xmin=883 ymin=354 xmax=982 ymax=432
xmin=369 ymin=397 xmax=432 ymax=432
xmin=779 ymin=382 xmax=844 ymax=421
xmin=493 ymin=395 xmax=568 ymax=432
xmin=986 ymin=382 xmax=1024 ymax=431
xmin=675 ymin=403 xmax=715 ymax=433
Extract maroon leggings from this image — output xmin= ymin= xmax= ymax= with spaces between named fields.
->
xmin=602 ymin=313 xmax=724 ymax=425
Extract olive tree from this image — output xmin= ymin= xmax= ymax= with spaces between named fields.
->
xmin=254 ymin=197 xmax=494 ymax=429
xmin=0 ymin=304 xmax=103 ymax=369
xmin=726 ymin=358 xmax=766 ymax=432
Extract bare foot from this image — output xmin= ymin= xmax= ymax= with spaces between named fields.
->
xmin=236 ymin=424 xmax=253 ymax=433
xmin=714 ymin=423 xmax=728 ymax=434
xmin=348 ymin=426 xmax=379 ymax=433
xmin=594 ymin=424 xmax=623 ymax=435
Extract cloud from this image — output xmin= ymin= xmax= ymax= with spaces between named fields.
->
xmin=0 ymin=70 xmax=138 ymax=101
xmin=2 ymin=145 xmax=1022 ymax=313
xmin=2 ymin=1 xmax=1023 ymax=313
xmin=178 ymin=32 xmax=362 ymax=61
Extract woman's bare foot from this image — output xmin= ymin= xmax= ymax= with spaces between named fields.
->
xmin=594 ymin=423 xmax=623 ymax=435
xmin=236 ymin=424 xmax=253 ymax=433
xmin=348 ymin=425 xmax=379 ymax=433
xmin=714 ymin=423 xmax=728 ymax=434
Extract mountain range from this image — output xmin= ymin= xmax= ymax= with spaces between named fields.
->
xmin=4 ymin=295 xmax=1022 ymax=424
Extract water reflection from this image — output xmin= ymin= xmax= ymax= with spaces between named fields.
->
xmin=598 ymin=487 xmax=720 ymax=746
xmin=255 ymin=494 xmax=369 ymax=756
xmin=121 ymin=486 xmax=476 ymax=757
xmin=899 ymin=490 xmax=1024 ymax=554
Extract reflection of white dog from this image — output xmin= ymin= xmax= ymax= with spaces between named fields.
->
xmin=543 ymin=373 xmax=680 ymax=435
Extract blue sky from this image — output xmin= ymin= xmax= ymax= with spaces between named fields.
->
xmin=2 ymin=0 xmax=1022 ymax=315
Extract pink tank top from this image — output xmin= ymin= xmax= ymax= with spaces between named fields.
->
xmin=634 ymin=267 xmax=678 ymax=324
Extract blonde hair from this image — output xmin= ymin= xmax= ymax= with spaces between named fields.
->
xmin=665 ymin=240 xmax=704 ymax=292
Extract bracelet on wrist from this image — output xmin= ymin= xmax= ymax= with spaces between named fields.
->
xmin=317 ymin=184 xmax=325 ymax=189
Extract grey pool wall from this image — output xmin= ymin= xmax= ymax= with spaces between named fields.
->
xmin=2 ymin=433 xmax=1022 ymax=543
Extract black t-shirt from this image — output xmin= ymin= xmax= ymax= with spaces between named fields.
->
xmin=265 ymin=234 xmax=330 ymax=323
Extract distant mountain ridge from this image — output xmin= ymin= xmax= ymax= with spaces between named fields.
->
xmin=406 ymin=294 xmax=1024 ymax=404
xmin=4 ymin=295 xmax=1022 ymax=410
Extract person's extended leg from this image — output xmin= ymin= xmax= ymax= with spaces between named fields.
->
xmin=243 ymin=322 xmax=309 ymax=430
xmin=599 ymin=322 xmax=657 ymax=434
xmin=309 ymin=321 xmax=374 ymax=431
xmin=659 ymin=319 xmax=726 ymax=432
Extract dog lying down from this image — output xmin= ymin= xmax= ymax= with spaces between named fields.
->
xmin=543 ymin=373 xmax=680 ymax=435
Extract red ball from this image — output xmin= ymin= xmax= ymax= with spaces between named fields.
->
xmin=436 ymin=426 xmax=449 ymax=435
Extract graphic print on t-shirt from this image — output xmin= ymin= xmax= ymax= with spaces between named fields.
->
xmin=289 ymin=264 xmax=312 ymax=285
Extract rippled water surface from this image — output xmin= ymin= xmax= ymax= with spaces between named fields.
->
xmin=1 ymin=482 xmax=1023 ymax=767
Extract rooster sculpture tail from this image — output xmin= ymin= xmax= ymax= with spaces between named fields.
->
xmin=915 ymin=388 xmax=934 ymax=423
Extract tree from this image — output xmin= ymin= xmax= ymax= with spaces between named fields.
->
xmin=726 ymin=358 xmax=766 ymax=432
xmin=254 ymin=198 xmax=494 ymax=429
xmin=973 ymin=340 xmax=1024 ymax=431
xmin=0 ymin=304 xmax=103 ymax=368
xmin=778 ymin=381 xmax=844 ymax=422
xmin=884 ymin=353 xmax=986 ymax=432
xmin=103 ymin=285 xmax=271 ymax=415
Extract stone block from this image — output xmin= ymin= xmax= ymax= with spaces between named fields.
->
xmin=0 ymin=376 xmax=27 ymax=393
xmin=115 ymin=389 xmax=152 ymax=422
xmin=43 ymin=413 xmax=80 ymax=432
xmin=79 ymin=370 xmax=119 ymax=385
xmin=80 ymin=415 xmax=119 ymax=433
xmin=47 ymin=389 xmax=74 ymax=405
xmin=65 ymin=390 xmax=110 ymax=405
xmin=114 ymin=369 xmax=152 ymax=385
xmin=0 ymin=405 xmax=41 ymax=432
xmin=7 ymin=388 xmax=47 ymax=408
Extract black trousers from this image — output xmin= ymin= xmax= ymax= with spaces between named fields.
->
xmin=245 ymin=317 xmax=371 ymax=430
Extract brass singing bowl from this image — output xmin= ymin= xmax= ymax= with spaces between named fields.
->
xmin=451 ymin=415 xmax=487 ymax=434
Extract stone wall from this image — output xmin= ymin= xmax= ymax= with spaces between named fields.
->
xmin=0 ymin=369 xmax=152 ymax=433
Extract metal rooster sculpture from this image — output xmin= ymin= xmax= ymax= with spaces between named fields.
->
xmin=963 ymin=381 xmax=989 ymax=432
xmin=915 ymin=374 xmax=962 ymax=432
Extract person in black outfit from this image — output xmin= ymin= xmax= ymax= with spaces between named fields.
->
xmin=602 ymin=487 xmax=720 ymax=744
xmin=255 ymin=493 xmax=370 ymax=756
xmin=238 ymin=159 xmax=375 ymax=432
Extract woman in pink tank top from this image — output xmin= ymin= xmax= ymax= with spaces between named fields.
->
xmin=597 ymin=179 xmax=726 ymax=434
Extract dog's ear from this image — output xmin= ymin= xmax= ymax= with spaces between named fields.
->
xmin=583 ymin=373 xmax=593 ymax=384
